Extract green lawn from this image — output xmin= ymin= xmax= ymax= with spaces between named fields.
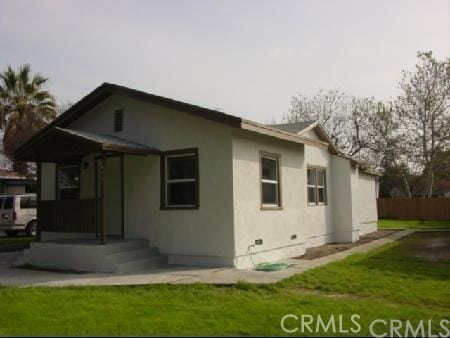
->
xmin=0 ymin=232 xmax=449 ymax=336
xmin=378 ymin=218 xmax=450 ymax=229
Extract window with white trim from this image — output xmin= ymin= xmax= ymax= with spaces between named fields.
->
xmin=307 ymin=167 xmax=327 ymax=205
xmin=260 ymin=154 xmax=281 ymax=207
xmin=162 ymin=150 xmax=198 ymax=208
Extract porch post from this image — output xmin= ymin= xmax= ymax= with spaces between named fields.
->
xmin=36 ymin=162 xmax=42 ymax=242
xmin=120 ymin=154 xmax=125 ymax=239
xmin=100 ymin=153 xmax=107 ymax=244
xmin=94 ymin=158 xmax=99 ymax=239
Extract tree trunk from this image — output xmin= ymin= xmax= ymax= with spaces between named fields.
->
xmin=427 ymin=169 xmax=434 ymax=198
xmin=403 ymin=176 xmax=412 ymax=198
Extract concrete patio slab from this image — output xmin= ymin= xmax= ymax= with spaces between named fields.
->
xmin=0 ymin=229 xmax=416 ymax=287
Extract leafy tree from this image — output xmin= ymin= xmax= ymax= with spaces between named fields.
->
xmin=0 ymin=64 xmax=56 ymax=174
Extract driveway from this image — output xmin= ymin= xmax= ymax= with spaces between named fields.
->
xmin=0 ymin=230 xmax=413 ymax=287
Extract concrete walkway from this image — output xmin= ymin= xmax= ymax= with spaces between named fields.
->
xmin=0 ymin=229 xmax=414 ymax=287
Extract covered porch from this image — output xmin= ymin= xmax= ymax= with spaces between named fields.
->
xmin=14 ymin=127 xmax=160 ymax=244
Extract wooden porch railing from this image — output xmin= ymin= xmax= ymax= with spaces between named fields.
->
xmin=39 ymin=199 xmax=100 ymax=233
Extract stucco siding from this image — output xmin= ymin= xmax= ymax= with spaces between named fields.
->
xmin=303 ymin=144 xmax=334 ymax=245
xmin=41 ymin=162 xmax=55 ymax=200
xmin=232 ymin=131 xmax=307 ymax=268
xmin=231 ymin=132 xmax=342 ymax=268
xmin=330 ymin=157 xmax=359 ymax=242
xmin=350 ymin=167 xmax=361 ymax=229
xmin=357 ymin=172 xmax=378 ymax=235
xmin=69 ymin=95 xmax=235 ymax=264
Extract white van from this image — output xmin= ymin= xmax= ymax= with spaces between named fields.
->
xmin=0 ymin=194 xmax=37 ymax=237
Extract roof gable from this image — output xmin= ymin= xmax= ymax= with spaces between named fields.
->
xmin=54 ymin=83 xmax=242 ymax=129
xmin=270 ymin=121 xmax=316 ymax=134
xmin=270 ymin=121 xmax=338 ymax=154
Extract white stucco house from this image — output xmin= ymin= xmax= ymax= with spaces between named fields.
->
xmin=14 ymin=83 xmax=379 ymax=272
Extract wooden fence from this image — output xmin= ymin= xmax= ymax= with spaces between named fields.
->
xmin=39 ymin=199 xmax=100 ymax=233
xmin=377 ymin=198 xmax=450 ymax=220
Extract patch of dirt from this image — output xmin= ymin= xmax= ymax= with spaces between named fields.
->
xmin=283 ymin=287 xmax=369 ymax=300
xmin=295 ymin=230 xmax=399 ymax=260
xmin=403 ymin=232 xmax=450 ymax=262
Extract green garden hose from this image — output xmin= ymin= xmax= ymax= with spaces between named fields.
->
xmin=254 ymin=262 xmax=290 ymax=271
xmin=247 ymin=245 xmax=290 ymax=272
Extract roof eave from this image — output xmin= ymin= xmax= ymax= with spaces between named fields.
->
xmin=241 ymin=119 xmax=330 ymax=148
xmin=296 ymin=120 xmax=320 ymax=135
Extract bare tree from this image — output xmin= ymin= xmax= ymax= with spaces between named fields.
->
xmin=395 ymin=51 xmax=450 ymax=197
xmin=370 ymin=102 xmax=412 ymax=197
xmin=286 ymin=89 xmax=378 ymax=159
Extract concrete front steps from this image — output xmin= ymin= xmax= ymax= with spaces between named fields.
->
xmin=109 ymin=246 xmax=167 ymax=273
xmin=15 ymin=238 xmax=167 ymax=273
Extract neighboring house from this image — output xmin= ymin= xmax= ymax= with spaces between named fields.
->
xmin=0 ymin=169 xmax=35 ymax=194
xmin=0 ymin=148 xmax=36 ymax=194
xmin=14 ymin=83 xmax=380 ymax=272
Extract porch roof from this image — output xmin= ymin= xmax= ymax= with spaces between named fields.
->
xmin=14 ymin=127 xmax=160 ymax=163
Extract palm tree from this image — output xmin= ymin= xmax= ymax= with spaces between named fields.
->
xmin=0 ymin=64 xmax=56 ymax=174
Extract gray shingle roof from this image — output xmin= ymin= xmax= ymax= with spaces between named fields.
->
xmin=269 ymin=121 xmax=316 ymax=134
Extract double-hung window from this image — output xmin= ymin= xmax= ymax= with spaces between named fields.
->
xmin=162 ymin=149 xmax=199 ymax=209
xmin=58 ymin=165 xmax=80 ymax=200
xmin=307 ymin=167 xmax=327 ymax=205
xmin=260 ymin=153 xmax=281 ymax=208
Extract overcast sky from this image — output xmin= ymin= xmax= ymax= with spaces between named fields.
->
xmin=0 ymin=0 xmax=448 ymax=122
